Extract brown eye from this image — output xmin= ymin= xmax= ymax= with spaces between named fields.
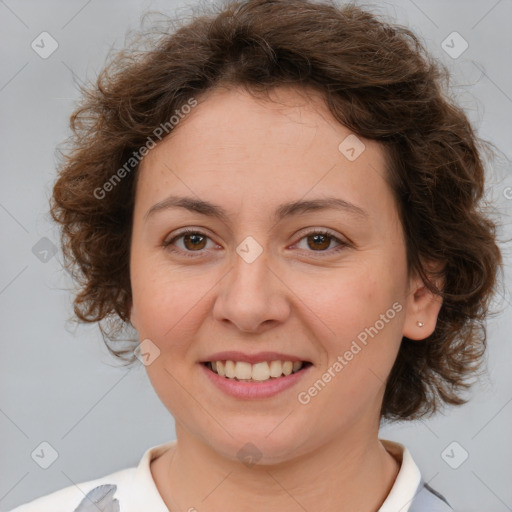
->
xmin=163 ymin=228 xmax=348 ymax=259
xmin=181 ymin=232 xmax=207 ymax=251
xmin=306 ymin=233 xmax=331 ymax=251
xmin=163 ymin=229 xmax=214 ymax=257
xmin=295 ymin=230 xmax=347 ymax=254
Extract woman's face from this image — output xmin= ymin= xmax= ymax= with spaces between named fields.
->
xmin=130 ymin=85 xmax=432 ymax=463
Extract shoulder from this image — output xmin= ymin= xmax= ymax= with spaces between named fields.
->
xmin=7 ymin=467 xmax=136 ymax=512
xmin=378 ymin=439 xmax=454 ymax=512
xmin=7 ymin=440 xmax=175 ymax=512
xmin=409 ymin=481 xmax=454 ymax=512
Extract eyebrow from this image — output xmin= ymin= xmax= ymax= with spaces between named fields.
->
xmin=144 ymin=195 xmax=368 ymax=223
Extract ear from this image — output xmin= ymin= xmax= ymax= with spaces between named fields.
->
xmin=402 ymin=260 xmax=445 ymax=341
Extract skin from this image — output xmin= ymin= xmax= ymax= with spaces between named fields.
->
xmin=129 ymin=85 xmax=443 ymax=512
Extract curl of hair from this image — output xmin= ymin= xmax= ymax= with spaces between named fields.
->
xmin=51 ymin=0 xmax=504 ymax=420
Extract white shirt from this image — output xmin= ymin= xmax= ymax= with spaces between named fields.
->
xmin=8 ymin=439 xmax=453 ymax=512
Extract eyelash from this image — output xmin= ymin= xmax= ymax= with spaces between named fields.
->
xmin=162 ymin=228 xmax=349 ymax=259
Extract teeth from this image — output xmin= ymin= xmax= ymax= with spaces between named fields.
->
xmin=282 ymin=361 xmax=293 ymax=376
xmin=208 ymin=360 xmax=305 ymax=381
xmin=251 ymin=362 xmax=270 ymax=381
xmin=269 ymin=360 xmax=282 ymax=378
xmin=225 ymin=360 xmax=236 ymax=379
xmin=235 ymin=361 xmax=252 ymax=380
xmin=216 ymin=361 xmax=226 ymax=377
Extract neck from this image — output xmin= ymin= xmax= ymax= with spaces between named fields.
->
xmin=151 ymin=424 xmax=400 ymax=512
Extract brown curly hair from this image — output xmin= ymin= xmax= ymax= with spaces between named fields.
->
xmin=51 ymin=0 xmax=503 ymax=420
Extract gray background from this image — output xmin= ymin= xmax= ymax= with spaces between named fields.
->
xmin=1 ymin=0 xmax=511 ymax=510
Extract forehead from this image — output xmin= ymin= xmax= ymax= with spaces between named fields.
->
xmin=155 ymin=85 xmax=361 ymax=161
xmin=135 ymin=85 xmax=393 ymax=224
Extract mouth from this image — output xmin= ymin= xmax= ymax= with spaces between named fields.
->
xmin=202 ymin=360 xmax=313 ymax=382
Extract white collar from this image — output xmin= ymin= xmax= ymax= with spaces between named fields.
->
xmin=378 ymin=439 xmax=422 ymax=511
xmin=130 ymin=438 xmax=421 ymax=511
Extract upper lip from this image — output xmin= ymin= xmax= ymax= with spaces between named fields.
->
xmin=201 ymin=351 xmax=310 ymax=364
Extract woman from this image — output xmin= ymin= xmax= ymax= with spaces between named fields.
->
xmin=9 ymin=0 xmax=502 ymax=510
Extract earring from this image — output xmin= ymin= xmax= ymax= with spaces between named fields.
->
xmin=416 ymin=321 xmax=424 ymax=327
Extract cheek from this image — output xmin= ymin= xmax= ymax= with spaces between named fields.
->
xmin=298 ymin=262 xmax=402 ymax=342
xmin=298 ymin=276 xmax=403 ymax=425
xmin=296 ymin=259 xmax=405 ymax=389
xmin=130 ymin=255 xmax=214 ymax=349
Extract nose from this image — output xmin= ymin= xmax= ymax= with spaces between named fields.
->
xmin=212 ymin=248 xmax=291 ymax=334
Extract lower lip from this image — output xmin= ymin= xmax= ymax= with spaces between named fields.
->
xmin=200 ymin=363 xmax=311 ymax=399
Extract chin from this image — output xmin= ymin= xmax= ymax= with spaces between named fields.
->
xmin=196 ymin=417 xmax=314 ymax=466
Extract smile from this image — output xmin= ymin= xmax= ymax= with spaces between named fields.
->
xmin=205 ymin=360 xmax=311 ymax=382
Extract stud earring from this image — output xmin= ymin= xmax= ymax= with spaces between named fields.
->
xmin=416 ymin=321 xmax=424 ymax=327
